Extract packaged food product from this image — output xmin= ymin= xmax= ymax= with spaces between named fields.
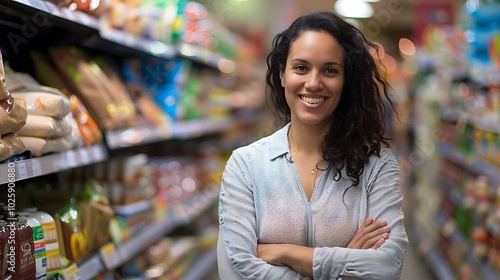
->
xmin=0 ymin=50 xmax=14 ymax=115
xmin=128 ymin=85 xmax=171 ymax=125
xmin=93 ymin=57 xmax=139 ymax=128
xmin=49 ymin=47 xmax=134 ymax=130
xmin=76 ymin=179 xmax=114 ymax=253
xmin=8 ymin=219 xmax=36 ymax=279
xmin=11 ymin=89 xmax=71 ymax=119
xmin=19 ymin=134 xmax=73 ymax=157
xmin=17 ymin=115 xmax=72 ymax=138
xmin=0 ymin=133 xmax=25 ymax=162
xmin=22 ymin=208 xmax=62 ymax=272
xmin=16 ymin=212 xmax=47 ymax=280
xmin=69 ymin=95 xmax=103 ymax=146
xmin=0 ymin=97 xmax=27 ymax=136
xmin=54 ymin=198 xmax=88 ymax=263
xmin=65 ymin=111 xmax=85 ymax=148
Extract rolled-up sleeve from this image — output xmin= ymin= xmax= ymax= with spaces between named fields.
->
xmin=218 ymin=150 xmax=310 ymax=280
xmin=312 ymin=152 xmax=408 ymax=279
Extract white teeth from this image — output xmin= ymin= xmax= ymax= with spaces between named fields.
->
xmin=300 ymin=96 xmax=326 ymax=104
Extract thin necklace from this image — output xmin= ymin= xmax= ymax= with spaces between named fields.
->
xmin=291 ymin=154 xmax=321 ymax=175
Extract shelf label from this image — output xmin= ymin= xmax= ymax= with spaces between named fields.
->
xmin=31 ymin=158 xmax=42 ymax=177
xmin=91 ymin=144 xmax=107 ymax=161
xmin=100 ymin=242 xmax=121 ymax=270
xmin=16 ymin=162 xmax=28 ymax=179
xmin=78 ymin=148 xmax=91 ymax=164
xmin=65 ymin=150 xmax=78 ymax=167
xmin=62 ymin=263 xmax=81 ymax=280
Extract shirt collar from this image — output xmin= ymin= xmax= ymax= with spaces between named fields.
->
xmin=268 ymin=122 xmax=291 ymax=161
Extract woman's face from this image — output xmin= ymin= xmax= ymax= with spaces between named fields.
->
xmin=280 ymin=30 xmax=345 ymax=127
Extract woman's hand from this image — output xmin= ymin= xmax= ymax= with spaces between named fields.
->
xmin=258 ymin=244 xmax=314 ymax=276
xmin=347 ymin=217 xmax=390 ymax=249
xmin=257 ymin=244 xmax=287 ymax=266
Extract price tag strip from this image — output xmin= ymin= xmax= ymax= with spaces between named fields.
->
xmin=16 ymin=162 xmax=28 ymax=179
xmin=31 ymin=158 xmax=42 ymax=177
xmin=100 ymin=242 xmax=122 ymax=270
xmin=62 ymin=263 xmax=81 ymax=280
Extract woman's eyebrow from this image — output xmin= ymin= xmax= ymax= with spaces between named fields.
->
xmin=290 ymin=58 xmax=342 ymax=67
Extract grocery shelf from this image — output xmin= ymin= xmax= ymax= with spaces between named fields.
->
xmin=171 ymin=117 xmax=234 ymax=139
xmin=425 ymin=247 xmax=455 ymax=280
xmin=105 ymin=117 xmax=235 ymax=149
xmin=181 ymin=246 xmax=218 ymax=280
xmin=436 ymin=212 xmax=500 ymax=280
xmin=112 ymin=199 xmax=153 ymax=216
xmin=0 ymin=144 xmax=108 ymax=185
xmin=1 ymin=0 xmax=98 ymax=37
xmin=439 ymin=142 xmax=500 ymax=184
xmin=178 ymin=43 xmax=226 ymax=70
xmin=474 ymin=119 xmax=500 ymax=134
xmin=438 ymin=178 xmax=463 ymax=207
xmin=83 ymin=27 xmax=177 ymax=60
xmin=467 ymin=251 xmax=499 ymax=280
xmin=0 ymin=0 xmax=228 ymax=66
xmin=78 ymin=187 xmax=219 ymax=279
xmin=440 ymin=106 xmax=500 ymax=133
xmin=105 ymin=123 xmax=174 ymax=149
xmin=410 ymin=219 xmax=455 ymax=280
xmin=439 ymin=177 xmax=500 ymax=238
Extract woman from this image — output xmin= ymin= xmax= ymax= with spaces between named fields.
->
xmin=217 ymin=11 xmax=408 ymax=279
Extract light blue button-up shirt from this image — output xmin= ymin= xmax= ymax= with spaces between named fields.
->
xmin=218 ymin=123 xmax=408 ymax=279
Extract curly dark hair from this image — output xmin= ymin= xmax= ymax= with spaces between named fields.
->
xmin=266 ymin=11 xmax=394 ymax=186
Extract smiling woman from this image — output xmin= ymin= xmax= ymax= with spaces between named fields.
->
xmin=217 ymin=11 xmax=408 ymax=280
xmin=281 ymin=31 xmax=344 ymax=130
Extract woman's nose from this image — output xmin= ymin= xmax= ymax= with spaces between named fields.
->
xmin=305 ymin=73 xmax=323 ymax=90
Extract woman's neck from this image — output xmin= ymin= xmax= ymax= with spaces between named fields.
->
xmin=288 ymin=122 xmax=328 ymax=156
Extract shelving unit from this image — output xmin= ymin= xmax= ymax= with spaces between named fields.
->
xmin=0 ymin=144 xmax=108 ymax=184
xmin=104 ymin=116 xmax=237 ymax=149
xmin=410 ymin=134 xmax=500 ymax=280
xmin=439 ymin=142 xmax=500 ymax=184
xmin=440 ymin=106 xmax=500 ymax=134
xmin=0 ymin=112 xmax=261 ymax=182
xmin=410 ymin=220 xmax=455 ymax=280
xmin=0 ymin=1 xmax=263 ymax=279
xmin=78 ymin=188 xmax=218 ymax=279
xmin=406 ymin=8 xmax=500 ymax=275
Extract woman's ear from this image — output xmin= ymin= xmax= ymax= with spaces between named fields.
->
xmin=280 ymin=71 xmax=285 ymax=87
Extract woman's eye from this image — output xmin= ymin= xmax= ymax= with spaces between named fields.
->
xmin=293 ymin=65 xmax=307 ymax=71
xmin=325 ymin=68 xmax=338 ymax=74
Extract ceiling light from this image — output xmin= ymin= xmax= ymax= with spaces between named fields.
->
xmin=334 ymin=0 xmax=374 ymax=19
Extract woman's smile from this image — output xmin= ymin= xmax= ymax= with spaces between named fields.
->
xmin=299 ymin=95 xmax=328 ymax=105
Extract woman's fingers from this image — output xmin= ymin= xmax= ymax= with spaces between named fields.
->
xmin=371 ymin=237 xmax=386 ymax=249
xmin=361 ymin=231 xmax=389 ymax=249
xmin=348 ymin=217 xmax=390 ymax=249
